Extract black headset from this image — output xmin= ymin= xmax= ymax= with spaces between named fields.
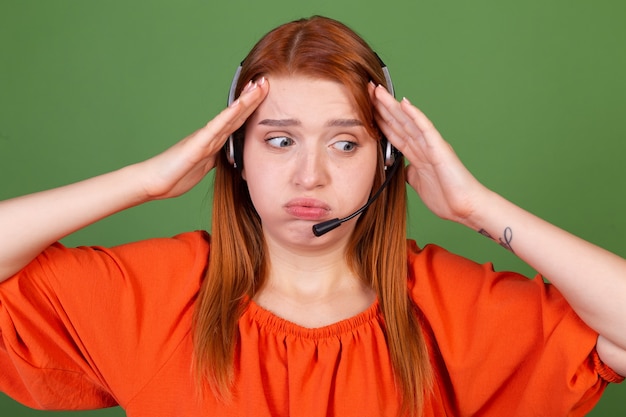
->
xmin=224 ymin=56 xmax=403 ymax=237
xmin=224 ymin=55 xmax=400 ymax=170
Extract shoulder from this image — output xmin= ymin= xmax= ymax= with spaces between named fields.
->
xmin=28 ymin=230 xmax=210 ymax=267
xmin=7 ymin=230 xmax=213 ymax=330
xmin=405 ymin=241 xmax=614 ymax=415
xmin=107 ymin=230 xmax=211 ymax=261
xmin=78 ymin=230 xmax=212 ymax=302
xmin=6 ymin=230 xmax=213 ymax=320
xmin=38 ymin=230 xmax=211 ymax=279
xmin=0 ymin=231 xmax=212 ymax=408
xmin=406 ymin=239 xmax=565 ymax=322
xmin=113 ymin=230 xmax=210 ymax=268
xmin=406 ymin=239 xmax=502 ymax=290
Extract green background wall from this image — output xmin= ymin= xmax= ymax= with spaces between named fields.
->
xmin=1 ymin=0 xmax=624 ymax=415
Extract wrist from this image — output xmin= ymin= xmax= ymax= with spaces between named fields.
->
xmin=127 ymin=159 xmax=170 ymax=203
xmin=461 ymin=189 xmax=511 ymax=235
xmin=462 ymin=190 xmax=524 ymax=254
xmin=456 ymin=187 xmax=500 ymax=232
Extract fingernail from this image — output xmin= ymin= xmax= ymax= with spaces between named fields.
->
xmin=229 ymin=98 xmax=240 ymax=108
xmin=243 ymin=82 xmax=258 ymax=97
xmin=402 ymin=97 xmax=412 ymax=105
xmin=242 ymin=80 xmax=255 ymax=93
xmin=257 ymin=76 xmax=266 ymax=86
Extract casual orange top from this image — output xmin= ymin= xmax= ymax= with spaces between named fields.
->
xmin=0 ymin=231 xmax=622 ymax=416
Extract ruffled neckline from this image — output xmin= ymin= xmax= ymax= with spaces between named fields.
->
xmin=244 ymin=299 xmax=382 ymax=340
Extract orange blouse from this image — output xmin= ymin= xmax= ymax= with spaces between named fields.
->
xmin=0 ymin=231 xmax=622 ymax=416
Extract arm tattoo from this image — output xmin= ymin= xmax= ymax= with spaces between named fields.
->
xmin=478 ymin=229 xmax=494 ymax=239
xmin=478 ymin=227 xmax=515 ymax=253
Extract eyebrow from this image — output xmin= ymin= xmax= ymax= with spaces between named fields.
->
xmin=257 ymin=118 xmax=364 ymax=128
xmin=326 ymin=118 xmax=364 ymax=128
xmin=258 ymin=118 xmax=300 ymax=127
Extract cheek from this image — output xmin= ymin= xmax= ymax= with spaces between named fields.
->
xmin=243 ymin=167 xmax=269 ymax=199
xmin=357 ymin=164 xmax=378 ymax=200
xmin=241 ymin=156 xmax=278 ymax=209
xmin=244 ymin=174 xmax=270 ymax=220
xmin=357 ymin=146 xmax=380 ymax=186
xmin=240 ymin=136 xmax=258 ymax=181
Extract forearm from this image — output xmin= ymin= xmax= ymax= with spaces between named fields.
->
xmin=0 ymin=78 xmax=270 ymax=284
xmin=466 ymin=190 xmax=626 ymax=351
xmin=371 ymin=86 xmax=626 ymax=373
xmin=0 ymin=163 xmax=149 ymax=282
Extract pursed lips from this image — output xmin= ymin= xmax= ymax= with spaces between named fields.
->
xmin=284 ymin=198 xmax=331 ymax=220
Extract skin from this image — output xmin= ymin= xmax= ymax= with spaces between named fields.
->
xmin=0 ymin=74 xmax=625 ymax=374
xmin=242 ymin=76 xmax=379 ymax=327
xmin=242 ymin=76 xmax=378 ymax=251
xmin=370 ymin=82 xmax=626 ymax=376
xmin=0 ymin=78 xmax=267 ymax=281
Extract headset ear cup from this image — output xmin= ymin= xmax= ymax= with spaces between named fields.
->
xmin=382 ymin=138 xmax=398 ymax=168
xmin=224 ymin=130 xmax=245 ymax=170
xmin=234 ymin=136 xmax=244 ymax=170
xmin=225 ymin=135 xmax=236 ymax=167
xmin=225 ymin=63 xmax=244 ymax=168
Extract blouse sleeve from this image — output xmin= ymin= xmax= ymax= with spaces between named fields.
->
xmin=0 ymin=231 xmax=209 ymax=411
xmin=407 ymin=240 xmax=623 ymax=417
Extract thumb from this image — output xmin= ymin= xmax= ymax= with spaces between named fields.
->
xmin=405 ymin=163 xmax=420 ymax=191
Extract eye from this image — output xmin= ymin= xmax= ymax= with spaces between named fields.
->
xmin=266 ymin=136 xmax=294 ymax=148
xmin=332 ymin=140 xmax=358 ymax=152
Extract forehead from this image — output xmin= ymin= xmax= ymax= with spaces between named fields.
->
xmin=249 ymin=75 xmax=360 ymax=124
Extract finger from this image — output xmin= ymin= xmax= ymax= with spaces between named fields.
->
xmin=373 ymin=84 xmax=432 ymax=132
xmin=399 ymin=97 xmax=442 ymax=144
xmin=214 ymin=77 xmax=269 ymax=136
xmin=194 ymin=77 xmax=270 ymax=150
xmin=374 ymin=86 xmax=450 ymax=156
xmin=374 ymin=111 xmax=412 ymax=151
xmin=372 ymin=85 xmax=425 ymax=149
xmin=404 ymin=163 xmax=421 ymax=190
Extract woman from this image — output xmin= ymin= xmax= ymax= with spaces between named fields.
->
xmin=0 ymin=15 xmax=624 ymax=417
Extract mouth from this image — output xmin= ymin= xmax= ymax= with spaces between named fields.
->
xmin=284 ymin=198 xmax=331 ymax=221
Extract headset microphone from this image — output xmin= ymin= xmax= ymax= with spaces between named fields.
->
xmin=311 ymin=54 xmax=402 ymax=237
xmin=312 ymin=154 xmax=402 ymax=236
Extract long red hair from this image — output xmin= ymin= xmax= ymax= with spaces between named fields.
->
xmin=193 ymin=16 xmax=432 ymax=416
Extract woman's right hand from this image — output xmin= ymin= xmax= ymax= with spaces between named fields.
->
xmin=139 ymin=77 xmax=268 ymax=201
xmin=0 ymin=78 xmax=268 ymax=281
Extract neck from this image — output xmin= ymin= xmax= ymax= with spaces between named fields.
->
xmin=263 ymin=235 xmax=354 ymax=300
xmin=253 ymin=233 xmax=376 ymax=327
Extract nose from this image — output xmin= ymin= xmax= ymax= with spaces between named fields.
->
xmin=292 ymin=144 xmax=330 ymax=190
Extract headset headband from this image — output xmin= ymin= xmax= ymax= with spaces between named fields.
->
xmin=225 ymin=55 xmax=399 ymax=169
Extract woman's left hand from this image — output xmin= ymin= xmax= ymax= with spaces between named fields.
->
xmin=372 ymin=85 xmax=626 ymax=374
xmin=371 ymin=83 xmax=490 ymax=227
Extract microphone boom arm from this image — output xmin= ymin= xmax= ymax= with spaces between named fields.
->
xmin=312 ymin=155 xmax=402 ymax=237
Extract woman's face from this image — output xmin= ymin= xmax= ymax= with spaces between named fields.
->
xmin=242 ymin=75 xmax=379 ymax=251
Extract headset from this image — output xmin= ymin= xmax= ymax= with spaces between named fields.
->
xmin=224 ymin=55 xmax=403 ymax=236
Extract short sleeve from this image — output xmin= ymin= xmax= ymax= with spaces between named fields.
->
xmin=407 ymin=241 xmax=623 ymax=416
xmin=0 ymin=231 xmax=210 ymax=410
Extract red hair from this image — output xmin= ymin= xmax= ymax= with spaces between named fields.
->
xmin=193 ymin=16 xmax=432 ymax=416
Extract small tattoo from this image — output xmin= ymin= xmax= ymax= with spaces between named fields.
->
xmin=478 ymin=227 xmax=515 ymax=253
xmin=477 ymin=229 xmax=493 ymax=239
xmin=498 ymin=227 xmax=515 ymax=253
